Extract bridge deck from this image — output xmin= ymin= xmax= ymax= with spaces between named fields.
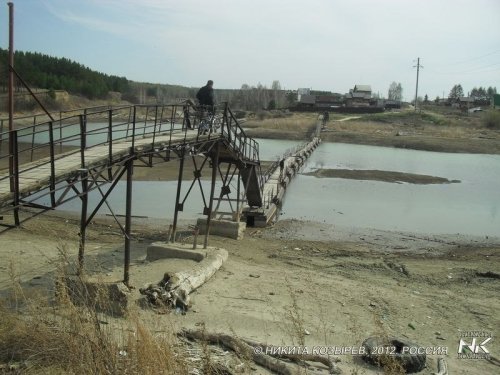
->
xmin=0 ymin=129 xmax=203 ymax=207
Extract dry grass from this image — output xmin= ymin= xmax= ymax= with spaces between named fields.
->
xmin=0 ymin=249 xmax=189 ymax=375
xmin=482 ymin=109 xmax=500 ymax=129
xmin=244 ymin=115 xmax=317 ymax=132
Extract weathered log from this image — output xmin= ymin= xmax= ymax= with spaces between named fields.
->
xmin=181 ymin=329 xmax=296 ymax=375
xmin=182 ymin=329 xmax=342 ymax=375
xmin=140 ymin=247 xmax=228 ymax=309
xmin=242 ymin=338 xmax=341 ymax=374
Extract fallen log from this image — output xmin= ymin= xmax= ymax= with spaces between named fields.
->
xmin=182 ymin=329 xmax=296 ymax=375
xmin=140 ymin=247 xmax=228 ymax=310
xmin=181 ymin=329 xmax=342 ymax=375
xmin=242 ymin=338 xmax=341 ymax=374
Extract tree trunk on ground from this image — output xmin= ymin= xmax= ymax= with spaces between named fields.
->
xmin=140 ymin=248 xmax=228 ymax=309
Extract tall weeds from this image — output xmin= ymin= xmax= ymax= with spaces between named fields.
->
xmin=0 ymin=247 xmax=188 ymax=374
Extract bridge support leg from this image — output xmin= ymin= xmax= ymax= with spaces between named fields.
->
xmin=204 ymin=143 xmax=219 ymax=249
xmin=171 ymin=149 xmax=185 ymax=242
xmin=78 ymin=170 xmax=88 ymax=275
xmin=123 ymin=158 xmax=133 ymax=286
xmin=235 ymin=170 xmax=241 ymax=222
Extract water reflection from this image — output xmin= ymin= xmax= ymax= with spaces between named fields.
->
xmin=281 ymin=143 xmax=500 ymax=236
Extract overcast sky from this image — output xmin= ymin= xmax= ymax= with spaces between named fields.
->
xmin=1 ymin=0 xmax=499 ymax=100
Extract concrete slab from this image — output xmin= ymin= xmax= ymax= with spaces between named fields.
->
xmin=196 ymin=218 xmax=246 ymax=240
xmin=146 ymin=242 xmax=205 ymax=262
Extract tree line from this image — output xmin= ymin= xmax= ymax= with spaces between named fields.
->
xmin=448 ymin=84 xmax=497 ymax=99
xmin=0 ymin=48 xmax=129 ymax=99
xmin=0 ymin=47 xmax=288 ymax=111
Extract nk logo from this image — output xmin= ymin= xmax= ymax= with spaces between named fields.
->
xmin=457 ymin=337 xmax=492 ymax=357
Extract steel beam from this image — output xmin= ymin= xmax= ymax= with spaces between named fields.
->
xmin=123 ymin=158 xmax=133 ymax=285
xmin=204 ymin=142 xmax=220 ymax=249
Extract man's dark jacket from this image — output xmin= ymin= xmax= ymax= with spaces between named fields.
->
xmin=196 ymin=85 xmax=214 ymax=106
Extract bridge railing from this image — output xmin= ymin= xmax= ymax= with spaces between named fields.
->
xmin=220 ymin=103 xmax=264 ymax=194
xmin=0 ymin=104 xmax=193 ymax=201
xmin=0 ymin=102 xmax=264 ymax=208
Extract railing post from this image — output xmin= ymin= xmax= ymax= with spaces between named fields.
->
xmin=48 ymin=121 xmax=56 ymax=208
xmin=108 ymin=109 xmax=113 ymax=166
xmin=79 ymin=114 xmax=86 ymax=168
xmin=131 ymin=106 xmax=136 ymax=150
xmin=77 ymin=168 xmax=88 ymax=275
xmin=152 ymin=105 xmax=158 ymax=145
xmin=222 ymin=102 xmax=228 ymax=137
xmin=30 ymin=117 xmax=35 ymax=162
xmin=10 ymin=130 xmax=19 ymax=226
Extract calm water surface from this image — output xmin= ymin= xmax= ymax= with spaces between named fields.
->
xmin=280 ymin=142 xmax=500 ymax=237
xmin=49 ymin=140 xmax=500 ymax=237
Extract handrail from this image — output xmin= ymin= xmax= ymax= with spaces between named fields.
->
xmin=0 ymin=102 xmax=265 ymax=211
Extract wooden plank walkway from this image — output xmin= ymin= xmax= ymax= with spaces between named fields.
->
xmin=0 ymin=129 xmax=202 ymax=208
xmin=244 ymin=138 xmax=321 ymax=226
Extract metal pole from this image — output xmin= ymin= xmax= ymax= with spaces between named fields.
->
xmin=171 ymin=149 xmax=185 ymax=242
xmin=204 ymin=142 xmax=219 ymax=249
xmin=48 ymin=122 xmax=56 ymax=207
xmin=8 ymin=3 xmax=14 ymax=192
xmin=123 ymin=158 xmax=133 ymax=286
xmin=414 ymin=57 xmax=420 ymax=112
xmin=78 ymin=170 xmax=88 ymax=275
xmin=11 ymin=131 xmax=19 ymax=226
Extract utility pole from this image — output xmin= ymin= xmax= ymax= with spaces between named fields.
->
xmin=413 ymin=57 xmax=423 ymax=111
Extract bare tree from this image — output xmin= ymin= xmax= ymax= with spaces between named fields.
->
xmin=388 ymin=82 xmax=403 ymax=100
xmin=448 ymin=84 xmax=464 ymax=99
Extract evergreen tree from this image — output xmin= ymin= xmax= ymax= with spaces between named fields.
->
xmin=0 ymin=48 xmax=129 ymax=99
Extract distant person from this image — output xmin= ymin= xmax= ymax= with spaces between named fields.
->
xmin=322 ymin=111 xmax=329 ymax=125
xmin=279 ymin=158 xmax=285 ymax=183
xmin=196 ymin=80 xmax=215 ymax=112
xmin=196 ymin=80 xmax=215 ymax=135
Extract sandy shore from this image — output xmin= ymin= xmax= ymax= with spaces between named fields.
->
xmin=0 ymin=211 xmax=498 ymax=374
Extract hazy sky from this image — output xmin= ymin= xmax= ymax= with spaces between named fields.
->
xmin=1 ymin=0 xmax=499 ymax=100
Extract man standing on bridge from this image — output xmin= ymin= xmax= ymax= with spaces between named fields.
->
xmin=196 ymin=80 xmax=215 ymax=113
xmin=196 ymin=80 xmax=216 ymax=134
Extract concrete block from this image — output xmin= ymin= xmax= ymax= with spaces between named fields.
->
xmin=146 ymin=242 xmax=205 ymax=262
xmin=196 ymin=218 xmax=246 ymax=240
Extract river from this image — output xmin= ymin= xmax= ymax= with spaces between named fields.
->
xmin=43 ymin=138 xmax=500 ymax=237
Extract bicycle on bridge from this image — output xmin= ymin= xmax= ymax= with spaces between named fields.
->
xmin=195 ymin=105 xmax=223 ymax=136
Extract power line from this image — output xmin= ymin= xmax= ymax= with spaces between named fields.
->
xmin=428 ymin=61 xmax=500 ymax=75
xmin=433 ymin=48 xmax=500 ymax=68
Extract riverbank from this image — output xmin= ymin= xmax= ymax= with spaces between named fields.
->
xmin=244 ymin=109 xmax=500 ymax=154
xmin=0 ymin=212 xmax=498 ymax=374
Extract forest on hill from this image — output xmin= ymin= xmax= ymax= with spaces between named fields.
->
xmin=0 ymin=48 xmax=129 ymax=99
xmin=0 ymin=48 xmax=291 ymax=112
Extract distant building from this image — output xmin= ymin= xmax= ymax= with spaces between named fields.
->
xmin=353 ymin=85 xmax=372 ymax=97
xmin=315 ymin=94 xmax=344 ymax=109
xmin=437 ymin=98 xmax=450 ymax=106
xmin=297 ymin=88 xmax=311 ymax=102
xmin=344 ymin=85 xmax=372 ymax=107
xmin=457 ymin=96 xmax=474 ymax=110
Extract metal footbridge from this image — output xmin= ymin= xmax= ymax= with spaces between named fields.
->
xmin=0 ymin=103 xmax=269 ymax=283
